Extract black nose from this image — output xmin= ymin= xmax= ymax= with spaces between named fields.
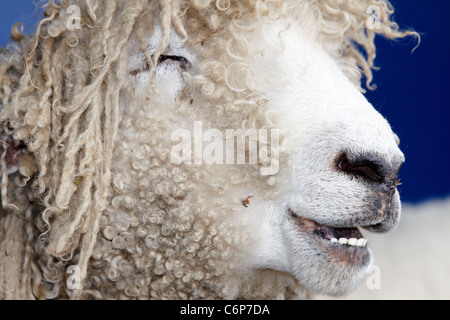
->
xmin=336 ymin=152 xmax=402 ymax=184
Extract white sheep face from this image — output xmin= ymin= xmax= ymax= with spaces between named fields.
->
xmin=125 ymin=14 xmax=404 ymax=297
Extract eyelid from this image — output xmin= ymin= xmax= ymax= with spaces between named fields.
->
xmin=129 ymin=53 xmax=190 ymax=77
xmin=158 ymin=55 xmax=189 ymax=64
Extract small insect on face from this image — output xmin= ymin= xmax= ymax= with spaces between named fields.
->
xmin=242 ymin=196 xmax=254 ymax=208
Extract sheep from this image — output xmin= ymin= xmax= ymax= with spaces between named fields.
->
xmin=0 ymin=0 xmax=418 ymax=300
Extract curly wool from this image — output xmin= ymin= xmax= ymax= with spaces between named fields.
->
xmin=0 ymin=0 xmax=418 ymax=299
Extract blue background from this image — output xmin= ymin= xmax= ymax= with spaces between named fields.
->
xmin=0 ymin=1 xmax=449 ymax=204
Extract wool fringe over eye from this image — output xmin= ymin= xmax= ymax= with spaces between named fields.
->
xmin=0 ymin=0 xmax=419 ymax=299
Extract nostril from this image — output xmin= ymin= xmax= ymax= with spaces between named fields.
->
xmin=337 ymin=154 xmax=384 ymax=183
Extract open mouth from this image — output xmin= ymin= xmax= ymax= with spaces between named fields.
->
xmin=289 ymin=209 xmax=369 ymax=251
xmin=313 ymin=223 xmax=368 ymax=247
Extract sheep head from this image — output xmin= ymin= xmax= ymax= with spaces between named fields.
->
xmin=0 ymin=0 xmax=418 ymax=299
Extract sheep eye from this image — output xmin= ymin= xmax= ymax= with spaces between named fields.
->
xmin=158 ymin=55 xmax=189 ymax=65
xmin=130 ymin=54 xmax=190 ymax=77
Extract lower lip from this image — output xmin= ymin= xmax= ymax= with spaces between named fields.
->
xmin=313 ymin=233 xmax=371 ymax=266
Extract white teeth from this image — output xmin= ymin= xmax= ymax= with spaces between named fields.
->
xmin=331 ymin=237 xmax=367 ymax=247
